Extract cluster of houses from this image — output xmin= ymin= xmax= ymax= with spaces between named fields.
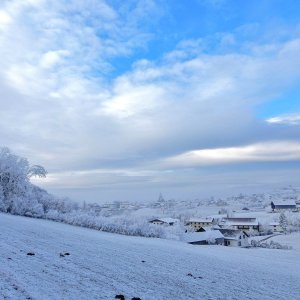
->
xmin=149 ymin=200 xmax=300 ymax=247
xmin=149 ymin=215 xmax=285 ymax=247
xmin=150 ymin=216 xmax=262 ymax=247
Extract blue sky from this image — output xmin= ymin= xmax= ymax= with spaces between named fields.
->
xmin=0 ymin=0 xmax=300 ymax=202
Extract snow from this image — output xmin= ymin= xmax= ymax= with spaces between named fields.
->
xmin=181 ymin=231 xmax=223 ymax=243
xmin=222 ymin=220 xmax=259 ymax=226
xmin=271 ymin=200 xmax=296 ymax=206
xmin=151 ymin=217 xmax=178 ymax=224
xmin=267 ymin=232 xmax=300 ymax=251
xmin=269 ymin=222 xmax=280 ymax=226
xmin=221 ymin=217 xmax=259 ymax=226
xmin=1 ymin=213 xmax=300 ymax=299
xmin=188 ymin=217 xmax=214 ymax=223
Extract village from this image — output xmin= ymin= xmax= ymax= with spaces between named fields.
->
xmin=148 ymin=199 xmax=300 ymax=248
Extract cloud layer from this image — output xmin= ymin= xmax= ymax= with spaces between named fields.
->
xmin=1 ymin=0 xmax=300 ymax=201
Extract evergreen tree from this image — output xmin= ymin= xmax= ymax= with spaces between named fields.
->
xmin=279 ymin=212 xmax=288 ymax=234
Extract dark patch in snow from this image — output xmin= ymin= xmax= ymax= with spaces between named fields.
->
xmin=131 ymin=297 xmax=142 ymax=300
xmin=187 ymin=272 xmax=203 ymax=279
xmin=115 ymin=295 xmax=125 ymax=300
xmin=26 ymin=252 xmax=35 ymax=256
xmin=141 ymin=260 xmax=145 ymax=263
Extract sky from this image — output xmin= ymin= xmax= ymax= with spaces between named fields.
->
xmin=1 ymin=0 xmax=300 ymax=203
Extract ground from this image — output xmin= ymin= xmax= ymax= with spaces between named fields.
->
xmin=1 ymin=213 xmax=300 ymax=300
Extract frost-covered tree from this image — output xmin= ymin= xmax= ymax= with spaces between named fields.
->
xmin=0 ymin=186 xmax=5 ymax=212
xmin=0 ymin=147 xmax=48 ymax=213
xmin=279 ymin=212 xmax=288 ymax=233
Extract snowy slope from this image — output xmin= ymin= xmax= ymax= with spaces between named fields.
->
xmin=1 ymin=213 xmax=300 ymax=300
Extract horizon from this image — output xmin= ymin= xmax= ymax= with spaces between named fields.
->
xmin=1 ymin=0 xmax=300 ymax=202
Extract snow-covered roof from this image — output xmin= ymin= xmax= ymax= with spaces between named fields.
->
xmin=269 ymin=222 xmax=280 ymax=226
xmin=221 ymin=217 xmax=258 ymax=226
xmin=212 ymin=224 xmax=221 ymax=229
xmin=150 ymin=218 xmax=178 ymax=224
xmin=188 ymin=217 xmax=214 ymax=223
xmin=219 ymin=228 xmax=249 ymax=238
xmin=182 ymin=230 xmax=224 ymax=243
xmin=271 ymin=200 xmax=296 ymax=207
xmin=222 ymin=220 xmax=258 ymax=226
xmin=199 ymin=226 xmax=213 ymax=231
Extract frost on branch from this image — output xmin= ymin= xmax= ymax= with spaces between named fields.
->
xmin=27 ymin=165 xmax=47 ymax=178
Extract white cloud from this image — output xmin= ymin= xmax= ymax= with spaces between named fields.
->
xmin=0 ymin=0 xmax=156 ymax=98
xmin=0 ymin=9 xmax=12 ymax=30
xmin=266 ymin=114 xmax=300 ymax=125
xmin=101 ymin=81 xmax=166 ymax=118
xmin=162 ymin=141 xmax=300 ymax=167
xmin=39 ymin=50 xmax=70 ymax=69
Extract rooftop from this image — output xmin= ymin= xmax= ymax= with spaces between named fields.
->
xmin=271 ymin=200 xmax=296 ymax=207
xmin=181 ymin=231 xmax=224 ymax=243
xmin=221 ymin=217 xmax=258 ymax=226
xmin=188 ymin=217 xmax=214 ymax=223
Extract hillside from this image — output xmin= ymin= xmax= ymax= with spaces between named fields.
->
xmin=1 ymin=213 xmax=300 ymax=300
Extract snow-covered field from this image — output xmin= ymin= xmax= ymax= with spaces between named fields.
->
xmin=1 ymin=213 xmax=300 ymax=300
xmin=268 ymin=232 xmax=300 ymax=251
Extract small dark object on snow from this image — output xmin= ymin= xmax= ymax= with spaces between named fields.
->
xmin=141 ymin=260 xmax=145 ymax=263
xmin=59 ymin=253 xmax=65 ymax=257
xmin=64 ymin=252 xmax=70 ymax=256
xmin=187 ymin=273 xmax=202 ymax=279
xmin=132 ymin=298 xmax=141 ymax=300
xmin=7 ymin=257 xmax=12 ymax=260
xmin=115 ymin=295 xmax=125 ymax=300
xmin=27 ymin=252 xmax=35 ymax=256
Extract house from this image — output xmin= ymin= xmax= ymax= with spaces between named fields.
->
xmin=271 ymin=200 xmax=298 ymax=212
xmin=181 ymin=230 xmax=224 ymax=245
xmin=186 ymin=217 xmax=215 ymax=231
xmin=219 ymin=217 xmax=259 ymax=234
xmin=149 ymin=218 xmax=179 ymax=226
xmin=197 ymin=224 xmax=221 ymax=232
xmin=218 ymin=228 xmax=249 ymax=247
xmin=269 ymin=222 xmax=284 ymax=233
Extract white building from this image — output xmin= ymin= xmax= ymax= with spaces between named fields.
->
xmin=186 ymin=217 xmax=215 ymax=231
xmin=219 ymin=217 xmax=259 ymax=234
xmin=218 ymin=228 xmax=249 ymax=247
xmin=269 ymin=222 xmax=284 ymax=233
xmin=271 ymin=200 xmax=298 ymax=212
